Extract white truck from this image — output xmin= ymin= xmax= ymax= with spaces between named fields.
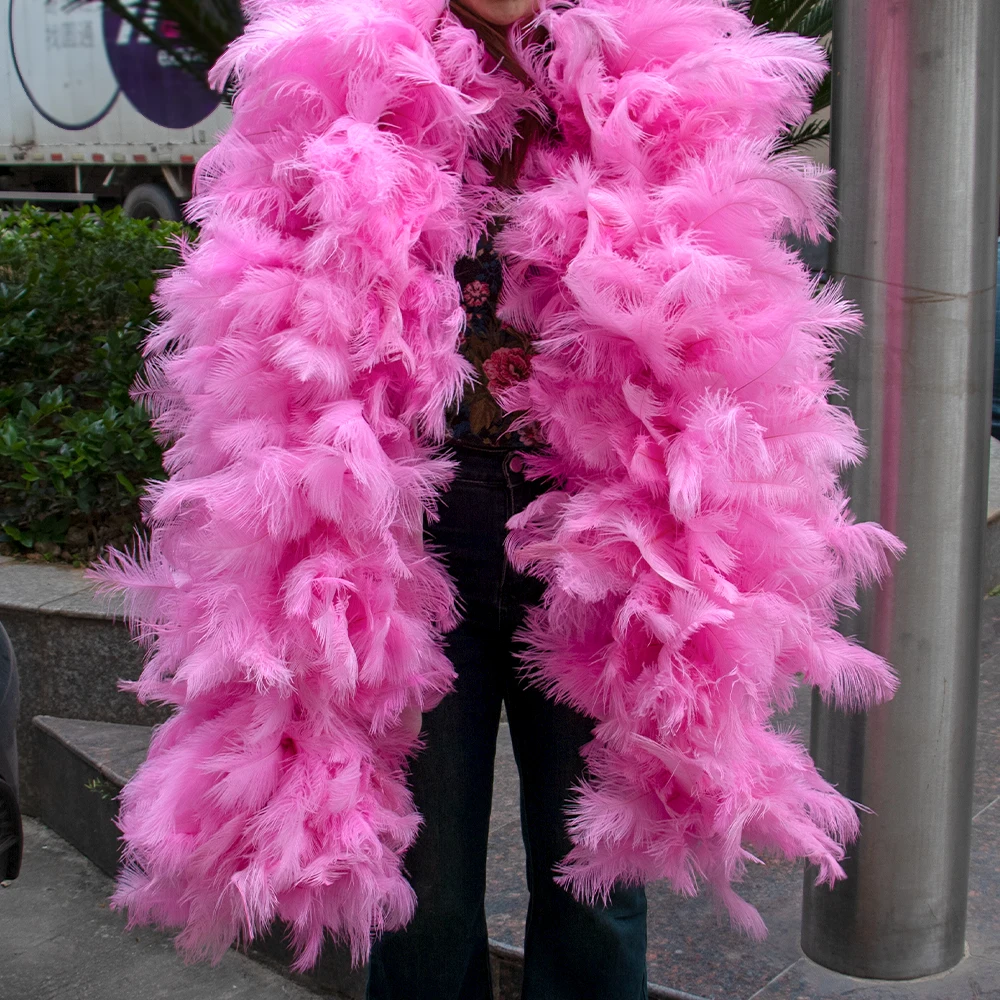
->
xmin=1 ymin=0 xmax=231 ymax=219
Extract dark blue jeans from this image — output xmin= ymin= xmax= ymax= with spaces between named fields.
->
xmin=367 ymin=446 xmax=648 ymax=1000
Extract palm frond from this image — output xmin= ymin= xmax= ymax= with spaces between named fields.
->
xmin=64 ymin=0 xmax=244 ymax=86
xmin=810 ymin=69 xmax=831 ymax=115
xmin=775 ymin=115 xmax=830 ymax=153
xmin=746 ymin=0 xmax=832 ymax=37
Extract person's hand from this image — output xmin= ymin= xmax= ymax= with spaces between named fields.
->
xmin=400 ymin=703 xmax=423 ymax=741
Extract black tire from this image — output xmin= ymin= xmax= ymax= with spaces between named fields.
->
xmin=122 ymin=183 xmax=181 ymax=222
xmin=0 ymin=622 xmax=20 ymax=881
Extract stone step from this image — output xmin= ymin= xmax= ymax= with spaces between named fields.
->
xmin=34 ymin=713 xmax=709 ymax=1000
xmin=0 ymin=558 xmax=165 ymax=817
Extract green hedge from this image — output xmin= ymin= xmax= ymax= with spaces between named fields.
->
xmin=0 ymin=205 xmax=183 ymax=561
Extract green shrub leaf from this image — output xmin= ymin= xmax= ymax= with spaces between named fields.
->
xmin=0 ymin=205 xmax=183 ymax=552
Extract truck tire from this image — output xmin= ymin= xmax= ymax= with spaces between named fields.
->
xmin=123 ymin=183 xmax=181 ymax=222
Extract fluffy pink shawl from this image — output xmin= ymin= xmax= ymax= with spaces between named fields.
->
xmin=96 ymin=0 xmax=902 ymax=969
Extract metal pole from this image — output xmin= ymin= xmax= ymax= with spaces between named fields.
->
xmin=800 ymin=0 xmax=1000 ymax=980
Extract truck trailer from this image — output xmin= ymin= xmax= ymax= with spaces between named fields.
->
xmin=1 ymin=0 xmax=231 ymax=218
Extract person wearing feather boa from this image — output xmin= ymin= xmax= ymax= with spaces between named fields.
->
xmin=93 ymin=0 xmax=904 ymax=995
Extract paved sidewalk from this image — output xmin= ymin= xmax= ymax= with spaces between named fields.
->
xmin=0 ymin=817 xmax=321 ymax=1000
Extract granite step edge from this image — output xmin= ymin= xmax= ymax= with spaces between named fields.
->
xmin=33 ymin=714 xmax=150 ymax=788
xmin=0 ymin=557 xmax=123 ymax=620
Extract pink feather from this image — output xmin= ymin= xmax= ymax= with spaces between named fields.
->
xmin=500 ymin=0 xmax=901 ymax=935
xmin=91 ymin=0 xmax=902 ymax=968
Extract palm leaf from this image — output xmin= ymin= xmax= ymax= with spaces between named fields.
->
xmin=64 ymin=0 xmax=243 ymax=86
xmin=747 ymin=0 xmax=832 ymax=37
xmin=777 ymin=115 xmax=830 ymax=152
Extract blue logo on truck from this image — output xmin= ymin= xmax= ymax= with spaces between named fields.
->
xmin=102 ymin=4 xmax=221 ymax=129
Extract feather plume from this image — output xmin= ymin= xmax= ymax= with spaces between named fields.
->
xmin=92 ymin=0 xmax=901 ymax=966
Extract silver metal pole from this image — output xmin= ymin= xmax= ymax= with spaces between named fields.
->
xmin=800 ymin=0 xmax=1000 ymax=980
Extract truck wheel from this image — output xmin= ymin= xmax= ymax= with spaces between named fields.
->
xmin=123 ymin=183 xmax=181 ymax=222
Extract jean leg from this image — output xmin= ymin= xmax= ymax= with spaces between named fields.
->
xmin=497 ymin=461 xmax=648 ymax=1000
xmin=505 ymin=655 xmax=648 ymax=1000
xmin=367 ymin=616 xmax=503 ymax=1000
xmin=368 ymin=463 xmax=509 ymax=1000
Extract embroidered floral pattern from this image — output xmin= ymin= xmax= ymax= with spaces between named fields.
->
xmin=447 ymin=233 xmax=541 ymax=448
xmin=482 ymin=346 xmax=532 ymax=394
xmin=462 ymin=280 xmax=490 ymax=307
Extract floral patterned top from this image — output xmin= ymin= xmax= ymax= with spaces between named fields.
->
xmin=447 ymin=232 xmax=540 ymax=449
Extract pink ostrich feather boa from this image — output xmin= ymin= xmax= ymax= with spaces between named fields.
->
xmin=93 ymin=0 xmax=903 ymax=970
